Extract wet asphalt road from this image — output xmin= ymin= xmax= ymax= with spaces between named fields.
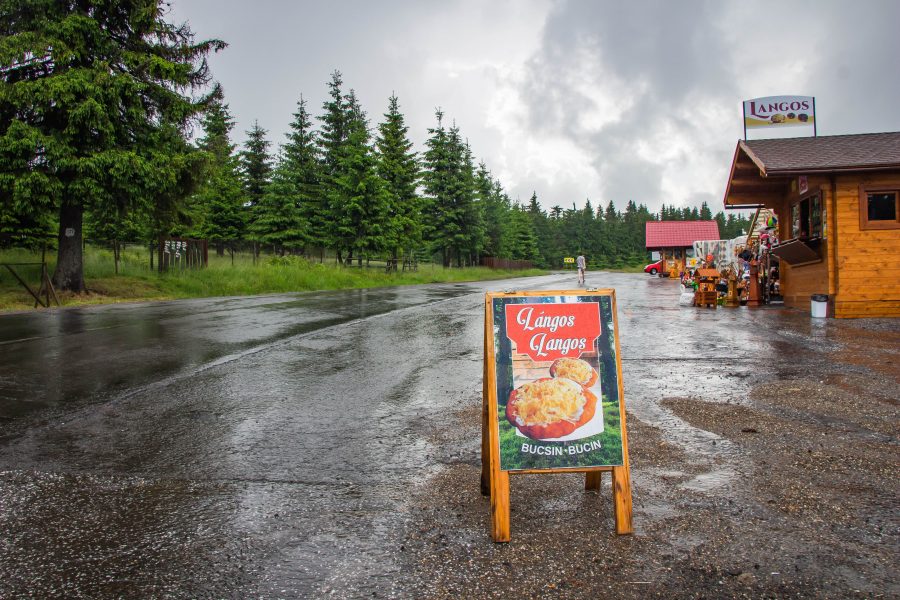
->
xmin=0 ymin=272 xmax=897 ymax=598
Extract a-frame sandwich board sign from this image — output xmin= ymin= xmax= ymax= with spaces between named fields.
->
xmin=481 ymin=289 xmax=633 ymax=542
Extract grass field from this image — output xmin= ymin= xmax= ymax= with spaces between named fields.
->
xmin=0 ymin=246 xmax=549 ymax=312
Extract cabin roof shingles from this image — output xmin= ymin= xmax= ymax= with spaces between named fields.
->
xmin=742 ymin=131 xmax=900 ymax=174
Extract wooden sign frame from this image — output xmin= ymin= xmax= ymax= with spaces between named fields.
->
xmin=481 ymin=289 xmax=633 ymax=542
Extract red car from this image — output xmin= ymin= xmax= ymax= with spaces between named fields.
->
xmin=644 ymin=260 xmax=662 ymax=275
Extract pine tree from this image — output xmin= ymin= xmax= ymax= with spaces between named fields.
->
xmin=459 ymin=140 xmax=484 ymax=266
xmin=476 ymin=163 xmax=508 ymax=258
xmin=317 ymin=71 xmax=350 ymax=261
xmin=249 ymin=155 xmax=306 ymax=255
xmin=375 ymin=93 xmax=420 ymax=262
xmin=0 ymin=0 xmax=224 ymax=290
xmin=239 ymin=121 xmax=272 ymax=252
xmin=507 ymin=203 xmax=540 ymax=261
xmin=421 ymin=109 xmax=454 ymax=266
xmin=240 ymin=121 xmax=272 ymax=207
xmin=194 ymin=99 xmax=245 ymax=258
xmin=319 ymin=71 xmax=347 ymax=183
xmin=281 ymin=96 xmax=321 ymax=254
xmin=421 ymin=112 xmax=480 ymax=267
xmin=527 ymin=191 xmax=551 ymax=267
xmin=329 ymin=89 xmax=390 ymax=264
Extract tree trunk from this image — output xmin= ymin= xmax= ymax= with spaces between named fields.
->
xmin=53 ymin=201 xmax=87 ymax=293
xmin=113 ymin=240 xmax=120 ymax=275
xmin=216 ymin=243 xmax=224 ymax=257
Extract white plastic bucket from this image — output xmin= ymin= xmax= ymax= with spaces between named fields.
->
xmin=810 ymin=294 xmax=828 ymax=318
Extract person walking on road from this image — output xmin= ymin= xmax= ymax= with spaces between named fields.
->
xmin=576 ymin=253 xmax=586 ymax=286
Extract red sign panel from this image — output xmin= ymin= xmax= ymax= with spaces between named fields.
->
xmin=504 ymin=302 xmax=601 ymax=361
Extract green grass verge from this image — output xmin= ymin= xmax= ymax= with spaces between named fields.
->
xmin=0 ymin=247 xmax=548 ymax=312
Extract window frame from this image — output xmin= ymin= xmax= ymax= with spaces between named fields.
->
xmin=858 ymin=185 xmax=900 ymax=231
xmin=790 ymin=192 xmax=824 ymax=240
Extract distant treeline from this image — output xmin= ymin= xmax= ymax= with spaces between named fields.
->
xmin=82 ymin=68 xmax=751 ymax=270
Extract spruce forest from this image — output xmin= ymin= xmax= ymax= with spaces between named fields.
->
xmin=0 ymin=2 xmax=751 ymax=293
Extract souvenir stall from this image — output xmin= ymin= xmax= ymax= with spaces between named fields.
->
xmin=646 ymin=221 xmax=721 ymax=278
xmin=740 ymin=209 xmax=782 ymax=305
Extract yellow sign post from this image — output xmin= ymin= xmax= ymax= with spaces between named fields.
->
xmin=481 ymin=289 xmax=633 ymax=542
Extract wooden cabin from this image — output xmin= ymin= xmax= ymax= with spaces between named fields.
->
xmin=646 ymin=221 xmax=721 ymax=277
xmin=723 ymin=132 xmax=900 ymax=318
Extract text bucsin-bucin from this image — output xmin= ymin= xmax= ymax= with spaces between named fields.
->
xmin=515 ymin=306 xmax=587 ymax=358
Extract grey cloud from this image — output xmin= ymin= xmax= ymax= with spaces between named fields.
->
xmin=172 ymin=0 xmax=900 ymax=217
xmin=513 ymin=0 xmax=742 ymax=211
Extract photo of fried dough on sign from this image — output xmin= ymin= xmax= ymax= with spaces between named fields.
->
xmin=507 ymin=352 xmax=603 ymax=442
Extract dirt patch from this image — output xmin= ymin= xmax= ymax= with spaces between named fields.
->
xmin=398 ymin=381 xmax=899 ymax=599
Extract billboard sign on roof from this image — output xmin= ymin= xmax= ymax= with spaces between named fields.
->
xmin=743 ymin=96 xmax=815 ymax=131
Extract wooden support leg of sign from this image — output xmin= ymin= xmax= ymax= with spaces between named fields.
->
xmin=480 ymin=345 xmax=490 ymax=497
xmin=481 ymin=308 xmax=493 ymax=498
xmin=610 ymin=290 xmax=634 ymax=535
xmin=483 ymin=296 xmax=511 ymax=542
xmin=612 ymin=465 xmax=634 ymax=534
xmin=585 ymin=470 xmax=602 ymax=491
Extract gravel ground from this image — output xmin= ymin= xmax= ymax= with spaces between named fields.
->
xmin=1 ymin=277 xmax=897 ymax=598
xmin=394 ymin=315 xmax=900 ymax=599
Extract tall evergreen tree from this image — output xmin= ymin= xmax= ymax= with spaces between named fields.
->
xmin=194 ymin=99 xmax=245 ymax=257
xmin=421 ymin=109 xmax=454 ymax=266
xmin=421 ymin=111 xmax=480 ymax=266
xmin=0 ymin=0 xmax=224 ymax=290
xmin=240 ymin=121 xmax=272 ymax=207
xmin=375 ymin=93 xmax=420 ymax=261
xmin=280 ymin=96 xmax=321 ymax=254
xmin=329 ymin=89 xmax=390 ymax=264
xmin=239 ymin=120 xmax=272 ymax=251
xmin=714 ymin=211 xmax=727 ymax=239
xmin=527 ymin=191 xmax=551 ymax=267
xmin=318 ymin=70 xmax=347 ymax=181
xmin=459 ymin=139 xmax=484 ymax=266
xmin=249 ymin=153 xmax=306 ymax=255
xmin=476 ymin=163 xmax=509 ymax=258
xmin=506 ymin=202 xmax=540 ymax=261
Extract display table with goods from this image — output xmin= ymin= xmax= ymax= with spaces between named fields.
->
xmin=693 ymin=268 xmax=720 ymax=308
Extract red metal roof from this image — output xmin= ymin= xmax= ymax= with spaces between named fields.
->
xmin=645 ymin=221 xmax=721 ymax=249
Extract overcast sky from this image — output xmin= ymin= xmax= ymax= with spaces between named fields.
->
xmin=169 ymin=0 xmax=900 ymax=215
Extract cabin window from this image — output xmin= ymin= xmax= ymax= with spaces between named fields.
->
xmin=790 ymin=193 xmax=823 ymax=239
xmin=859 ymin=186 xmax=900 ymax=230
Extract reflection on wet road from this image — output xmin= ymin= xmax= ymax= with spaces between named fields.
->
xmin=1 ymin=272 xmax=897 ymax=597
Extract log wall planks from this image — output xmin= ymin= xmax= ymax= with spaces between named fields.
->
xmin=832 ymin=172 xmax=900 ymax=318
xmin=771 ymin=171 xmax=900 ymax=318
